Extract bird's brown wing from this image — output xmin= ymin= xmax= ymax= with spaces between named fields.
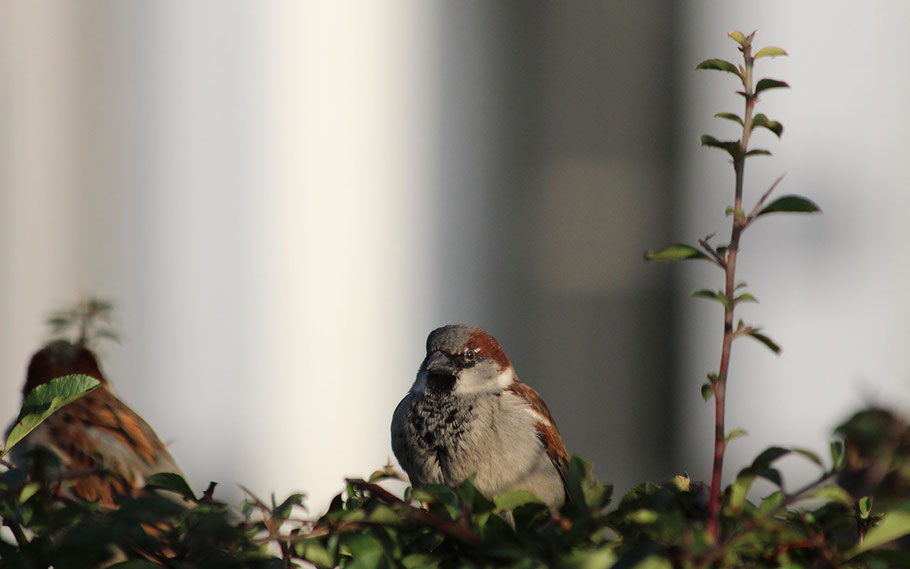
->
xmin=506 ymin=380 xmax=570 ymax=491
xmin=19 ymin=385 xmax=183 ymax=507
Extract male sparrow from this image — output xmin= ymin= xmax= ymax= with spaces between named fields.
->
xmin=391 ymin=325 xmax=569 ymax=509
xmin=10 ymin=340 xmax=185 ymax=506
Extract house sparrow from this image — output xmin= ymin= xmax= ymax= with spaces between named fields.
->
xmin=9 ymin=340 xmax=185 ymax=506
xmin=391 ymin=325 xmax=569 ymax=510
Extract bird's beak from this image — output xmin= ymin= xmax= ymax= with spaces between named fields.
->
xmin=425 ymin=350 xmax=457 ymax=376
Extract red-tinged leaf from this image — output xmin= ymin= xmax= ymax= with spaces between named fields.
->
xmin=728 ymin=31 xmax=747 ymax=45
xmin=696 ymin=58 xmax=741 ymax=77
xmin=644 ymin=244 xmax=709 ymax=262
xmin=755 ymin=78 xmax=789 ymax=94
xmin=754 ymin=46 xmax=788 ymax=59
xmin=714 ymin=112 xmax=743 ymax=125
xmin=752 ymin=113 xmax=784 ymax=137
xmin=747 ymin=330 xmax=781 ymax=354
xmin=756 ymin=194 xmax=821 ymax=217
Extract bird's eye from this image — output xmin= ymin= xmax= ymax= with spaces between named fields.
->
xmin=462 ymin=348 xmax=477 ymax=364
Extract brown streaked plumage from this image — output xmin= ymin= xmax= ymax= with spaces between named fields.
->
xmin=11 ymin=340 xmax=184 ymax=507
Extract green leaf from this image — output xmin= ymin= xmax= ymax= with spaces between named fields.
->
xmin=344 ymin=533 xmax=386 ymax=569
xmin=644 ymin=244 xmax=709 ymax=262
xmin=735 ymin=293 xmax=758 ymax=304
xmin=756 ymin=194 xmax=821 ymax=217
xmin=695 ymin=58 xmax=741 ymax=77
xmin=754 ymin=46 xmax=788 ymax=59
xmin=3 ymin=374 xmax=101 ymax=456
xmin=830 ymin=440 xmax=846 ymax=470
xmin=755 ymin=78 xmax=790 ymax=94
xmin=303 ymin=543 xmax=336 ymax=569
xmin=792 ymin=447 xmax=824 ymax=468
xmin=747 ymin=330 xmax=781 ymax=354
xmin=746 ymin=148 xmax=772 ymax=157
xmin=752 ymin=446 xmax=790 ymax=469
xmin=728 ymin=470 xmax=756 ymax=512
xmin=752 ymin=113 xmax=784 ymax=137
xmin=759 ymin=490 xmax=784 ymax=514
xmin=726 ymin=428 xmax=748 ymax=443
xmin=700 ymin=134 xmax=741 ymax=158
xmin=146 ymin=472 xmax=196 ymax=502
xmin=692 ymin=289 xmax=729 ymax=307
xmin=728 ymin=31 xmax=747 ymax=45
xmin=494 ymin=490 xmax=543 ymax=511
xmin=809 ymin=484 xmax=853 ymax=506
xmin=859 ymin=496 xmax=873 ymax=519
xmin=714 ymin=112 xmax=743 ymax=125
xmin=700 ymin=382 xmax=713 ymax=401
xmin=850 ymin=500 xmax=910 ymax=557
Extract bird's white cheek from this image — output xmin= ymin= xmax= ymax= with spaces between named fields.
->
xmin=454 ymin=366 xmax=513 ymax=396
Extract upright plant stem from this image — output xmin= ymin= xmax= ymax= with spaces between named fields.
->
xmin=705 ymin=39 xmax=755 ymax=541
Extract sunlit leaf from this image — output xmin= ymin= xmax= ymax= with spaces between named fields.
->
xmin=3 ymin=374 xmax=101 ymax=456
xmin=728 ymin=31 xmax=747 ymax=45
xmin=644 ymin=244 xmax=709 ymax=262
xmin=756 ymin=195 xmax=821 ymax=217
xmin=494 ymin=490 xmax=543 ymax=512
xmin=726 ymin=428 xmax=748 ymax=443
xmin=859 ymin=496 xmax=874 ymax=519
xmin=755 ymin=46 xmax=788 ymax=59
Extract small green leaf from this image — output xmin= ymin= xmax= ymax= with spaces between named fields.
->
xmin=755 ymin=78 xmax=790 ymax=94
xmin=726 ymin=428 xmax=748 ymax=443
xmin=146 ymin=472 xmax=196 ymax=502
xmin=706 ymin=372 xmax=719 ymax=383
xmin=19 ymin=482 xmax=41 ymax=503
xmin=754 ymin=46 xmax=788 ymax=59
xmin=735 ymin=293 xmax=758 ymax=304
xmin=725 ymin=207 xmax=745 ymax=218
xmin=728 ymin=470 xmax=756 ymax=512
xmin=809 ymin=484 xmax=853 ymax=506
xmin=692 ymin=289 xmax=729 ymax=306
xmin=303 ymin=543 xmax=336 ymax=569
xmin=747 ymin=330 xmax=781 ymax=354
xmin=701 ymin=382 xmax=714 ymax=401
xmin=859 ymin=496 xmax=874 ymax=519
xmin=714 ymin=112 xmax=743 ymax=125
xmin=494 ymin=490 xmax=543 ymax=511
xmin=728 ymin=31 xmax=747 ymax=45
xmin=696 ymin=58 xmax=741 ymax=77
xmin=752 ymin=113 xmax=784 ymax=137
xmin=850 ymin=500 xmax=910 ymax=557
xmin=759 ymin=490 xmax=784 ymax=514
xmin=792 ymin=447 xmax=824 ymax=468
xmin=746 ymin=148 xmax=772 ymax=157
xmin=830 ymin=440 xmax=846 ymax=470
xmin=700 ymin=134 xmax=742 ymax=158
xmin=753 ymin=446 xmax=790 ymax=468
xmin=3 ymin=374 xmax=101 ymax=456
xmin=644 ymin=244 xmax=709 ymax=262
xmin=756 ymin=195 xmax=822 ymax=217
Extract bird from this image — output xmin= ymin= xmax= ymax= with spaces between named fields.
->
xmin=391 ymin=324 xmax=569 ymax=510
xmin=9 ymin=339 xmax=185 ymax=507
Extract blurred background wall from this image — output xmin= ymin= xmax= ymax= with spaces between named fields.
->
xmin=2 ymin=1 xmax=909 ymax=507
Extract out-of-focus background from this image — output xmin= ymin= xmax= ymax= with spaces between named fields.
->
xmin=2 ymin=1 xmax=910 ymax=507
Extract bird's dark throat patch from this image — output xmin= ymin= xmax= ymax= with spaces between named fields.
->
xmin=426 ymin=373 xmax=456 ymax=394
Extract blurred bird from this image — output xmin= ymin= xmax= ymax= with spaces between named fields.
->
xmin=10 ymin=339 xmax=185 ymax=506
xmin=391 ymin=325 xmax=569 ymax=510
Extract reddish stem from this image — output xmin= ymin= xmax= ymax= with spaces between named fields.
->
xmin=705 ymin=37 xmax=756 ymax=542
